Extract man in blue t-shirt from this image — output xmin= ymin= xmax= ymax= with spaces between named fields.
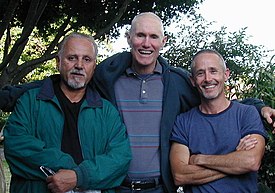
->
xmin=170 ymin=49 xmax=267 ymax=193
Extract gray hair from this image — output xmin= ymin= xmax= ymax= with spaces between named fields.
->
xmin=191 ymin=49 xmax=226 ymax=75
xmin=57 ymin=32 xmax=98 ymax=59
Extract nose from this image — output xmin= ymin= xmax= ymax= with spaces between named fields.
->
xmin=204 ymin=71 xmax=212 ymax=82
xmin=142 ymin=36 xmax=150 ymax=48
xmin=74 ymin=59 xmax=84 ymax=69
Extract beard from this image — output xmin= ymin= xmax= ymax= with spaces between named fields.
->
xmin=62 ymin=68 xmax=87 ymax=90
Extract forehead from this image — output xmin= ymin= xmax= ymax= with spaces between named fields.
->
xmin=132 ymin=15 xmax=163 ymax=35
xmin=64 ymin=38 xmax=94 ymax=55
xmin=194 ymin=53 xmax=222 ymax=69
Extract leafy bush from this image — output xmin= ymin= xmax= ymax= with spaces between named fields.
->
xmin=241 ymin=57 xmax=275 ymax=190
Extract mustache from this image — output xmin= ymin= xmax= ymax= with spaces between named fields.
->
xmin=202 ymin=81 xmax=217 ymax=86
xmin=69 ymin=68 xmax=86 ymax=76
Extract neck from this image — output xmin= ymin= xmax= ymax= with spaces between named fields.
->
xmin=60 ymin=83 xmax=86 ymax=103
xmin=199 ymin=98 xmax=230 ymax=114
xmin=132 ymin=61 xmax=156 ymax=74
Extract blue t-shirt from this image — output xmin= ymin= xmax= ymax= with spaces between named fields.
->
xmin=170 ymin=101 xmax=267 ymax=193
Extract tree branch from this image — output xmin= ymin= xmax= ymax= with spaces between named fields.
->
xmin=45 ymin=17 xmax=72 ymax=55
xmin=11 ymin=53 xmax=56 ymax=84
xmin=3 ymin=27 xmax=11 ymax=60
xmin=0 ymin=0 xmax=49 ymax=72
xmin=0 ymin=0 xmax=19 ymax=40
xmin=94 ymin=0 xmax=133 ymax=39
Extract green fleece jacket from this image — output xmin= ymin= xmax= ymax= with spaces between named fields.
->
xmin=4 ymin=75 xmax=131 ymax=193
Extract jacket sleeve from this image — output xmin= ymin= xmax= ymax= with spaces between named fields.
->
xmin=3 ymin=91 xmax=77 ymax=180
xmin=0 ymin=81 xmax=43 ymax=112
xmin=73 ymin=102 xmax=131 ymax=190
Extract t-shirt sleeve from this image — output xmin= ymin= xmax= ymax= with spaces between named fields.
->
xmin=170 ymin=114 xmax=189 ymax=146
xmin=241 ymin=105 xmax=268 ymax=139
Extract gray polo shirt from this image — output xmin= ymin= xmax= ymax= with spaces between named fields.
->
xmin=114 ymin=63 xmax=163 ymax=179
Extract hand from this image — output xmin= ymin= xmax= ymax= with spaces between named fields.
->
xmin=261 ymin=106 xmax=275 ymax=133
xmin=236 ymin=134 xmax=258 ymax=151
xmin=46 ymin=169 xmax=77 ymax=193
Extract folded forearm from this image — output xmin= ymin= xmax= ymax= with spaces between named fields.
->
xmin=190 ymin=152 xmax=259 ymax=175
xmin=173 ymin=164 xmax=226 ymax=186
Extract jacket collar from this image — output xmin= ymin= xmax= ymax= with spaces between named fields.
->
xmin=37 ymin=75 xmax=102 ymax=108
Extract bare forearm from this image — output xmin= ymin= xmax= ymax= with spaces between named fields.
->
xmin=172 ymin=164 xmax=226 ymax=186
xmin=190 ymin=152 xmax=260 ymax=175
xmin=190 ymin=135 xmax=265 ymax=175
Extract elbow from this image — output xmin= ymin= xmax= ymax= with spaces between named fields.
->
xmin=173 ymin=172 xmax=188 ymax=186
xmin=173 ymin=173 xmax=182 ymax=186
xmin=246 ymin=156 xmax=262 ymax=172
xmin=250 ymin=159 xmax=261 ymax=172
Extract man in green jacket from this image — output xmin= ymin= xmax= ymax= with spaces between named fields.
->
xmin=3 ymin=32 xmax=131 ymax=193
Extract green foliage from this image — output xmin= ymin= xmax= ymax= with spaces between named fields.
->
xmin=241 ymin=57 xmax=275 ymax=107
xmin=0 ymin=0 xmax=202 ymax=39
xmin=0 ymin=0 xmax=203 ymax=87
xmin=0 ymin=112 xmax=9 ymax=130
xmin=241 ymin=57 xmax=275 ymax=190
xmin=24 ymin=59 xmax=57 ymax=82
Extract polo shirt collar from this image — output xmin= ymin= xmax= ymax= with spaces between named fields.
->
xmin=126 ymin=61 xmax=163 ymax=76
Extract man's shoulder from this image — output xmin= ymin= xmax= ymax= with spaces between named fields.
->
xmin=177 ymin=107 xmax=198 ymax=119
xmin=231 ymin=100 xmax=258 ymax=112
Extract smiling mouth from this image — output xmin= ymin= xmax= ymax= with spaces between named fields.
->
xmin=139 ymin=50 xmax=153 ymax=55
xmin=204 ymin=85 xmax=216 ymax=89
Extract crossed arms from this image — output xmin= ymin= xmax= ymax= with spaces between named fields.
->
xmin=170 ymin=134 xmax=266 ymax=186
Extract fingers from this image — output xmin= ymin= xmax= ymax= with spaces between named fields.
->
xmin=261 ymin=106 xmax=275 ymax=131
xmin=236 ymin=135 xmax=258 ymax=151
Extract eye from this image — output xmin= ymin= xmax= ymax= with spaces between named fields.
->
xmin=83 ymin=57 xmax=92 ymax=63
xmin=137 ymin=33 xmax=145 ymax=38
xmin=68 ymin=55 xmax=77 ymax=61
xmin=151 ymin=34 xmax=159 ymax=39
xmin=196 ymin=71 xmax=204 ymax=77
xmin=210 ymin=69 xmax=218 ymax=74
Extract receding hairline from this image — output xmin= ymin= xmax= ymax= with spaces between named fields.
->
xmin=191 ymin=49 xmax=227 ymax=75
xmin=129 ymin=12 xmax=164 ymax=35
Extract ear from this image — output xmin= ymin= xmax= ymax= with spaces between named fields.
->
xmin=55 ymin=56 xmax=60 ymax=70
xmin=190 ymin=76 xmax=196 ymax=87
xmin=162 ymin=35 xmax=168 ymax=45
xmin=224 ymin=68 xmax=230 ymax=81
xmin=125 ymin=31 xmax=131 ymax=46
xmin=92 ymin=60 xmax=97 ymax=71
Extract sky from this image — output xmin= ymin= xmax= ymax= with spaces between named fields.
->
xmin=109 ymin=0 xmax=275 ymax=54
xmin=198 ymin=0 xmax=275 ymax=51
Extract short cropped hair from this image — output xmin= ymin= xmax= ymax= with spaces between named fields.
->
xmin=57 ymin=32 xmax=98 ymax=59
xmin=191 ymin=49 xmax=226 ymax=75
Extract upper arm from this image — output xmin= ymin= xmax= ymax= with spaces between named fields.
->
xmin=170 ymin=142 xmax=190 ymax=172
